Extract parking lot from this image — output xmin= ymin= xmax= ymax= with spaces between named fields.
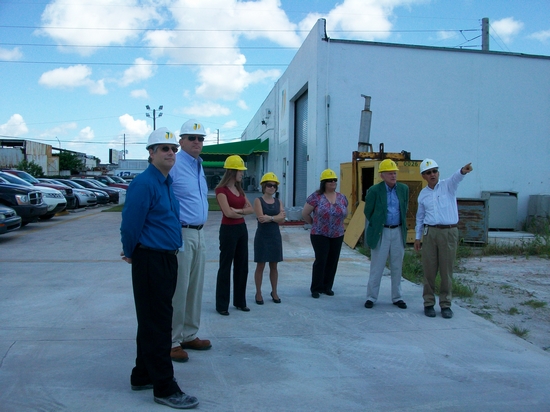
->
xmin=1 ymin=207 xmax=550 ymax=411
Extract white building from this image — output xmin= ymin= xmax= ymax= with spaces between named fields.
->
xmin=241 ymin=18 xmax=550 ymax=229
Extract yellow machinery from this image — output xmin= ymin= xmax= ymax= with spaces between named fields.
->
xmin=340 ymin=143 xmax=426 ymax=244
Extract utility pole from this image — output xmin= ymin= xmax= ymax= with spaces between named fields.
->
xmin=217 ymin=129 xmax=220 ymax=144
xmin=146 ymin=105 xmax=163 ymax=130
xmin=123 ymin=134 xmax=126 ymax=159
xmin=482 ymin=17 xmax=489 ymax=51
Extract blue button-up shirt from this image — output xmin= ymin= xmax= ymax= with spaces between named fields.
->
xmin=385 ymin=183 xmax=400 ymax=226
xmin=169 ymin=150 xmax=208 ymax=226
xmin=121 ymin=163 xmax=182 ymax=258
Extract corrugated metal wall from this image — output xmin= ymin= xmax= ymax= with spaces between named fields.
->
xmin=293 ymin=91 xmax=308 ymax=206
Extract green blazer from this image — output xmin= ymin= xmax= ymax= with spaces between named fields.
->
xmin=364 ymin=181 xmax=409 ymax=248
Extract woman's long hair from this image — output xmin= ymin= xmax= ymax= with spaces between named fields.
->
xmin=216 ymin=169 xmax=245 ymax=196
xmin=316 ymin=180 xmax=329 ymax=195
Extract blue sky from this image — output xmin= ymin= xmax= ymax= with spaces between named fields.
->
xmin=1 ymin=0 xmax=549 ymax=163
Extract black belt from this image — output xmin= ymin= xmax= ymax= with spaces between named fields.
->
xmin=139 ymin=245 xmax=178 ymax=255
xmin=427 ymin=224 xmax=457 ymax=229
xmin=384 ymin=224 xmax=401 ymax=229
xmin=182 ymin=224 xmax=203 ymax=230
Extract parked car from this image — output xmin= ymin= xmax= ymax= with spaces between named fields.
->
xmin=2 ymin=169 xmax=76 ymax=209
xmin=0 ymin=172 xmax=66 ymax=219
xmin=89 ymin=175 xmax=129 ymax=190
xmin=108 ymin=175 xmax=130 ymax=185
xmin=70 ymin=178 xmax=120 ymax=204
xmin=39 ymin=178 xmax=97 ymax=209
xmin=57 ymin=179 xmax=110 ymax=205
xmin=0 ymin=204 xmax=22 ymax=235
xmin=0 ymin=181 xmax=48 ymax=225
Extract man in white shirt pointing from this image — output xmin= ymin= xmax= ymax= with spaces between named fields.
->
xmin=414 ymin=159 xmax=473 ymax=319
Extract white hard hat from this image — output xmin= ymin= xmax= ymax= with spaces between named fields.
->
xmin=179 ymin=119 xmax=206 ymax=137
xmin=146 ymin=127 xmax=177 ymax=150
xmin=420 ymin=158 xmax=439 ymax=174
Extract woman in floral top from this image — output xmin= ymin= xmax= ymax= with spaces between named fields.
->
xmin=301 ymin=169 xmax=348 ymax=298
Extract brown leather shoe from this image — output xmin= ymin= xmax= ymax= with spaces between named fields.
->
xmin=181 ymin=337 xmax=212 ymax=351
xmin=170 ymin=346 xmax=189 ymax=362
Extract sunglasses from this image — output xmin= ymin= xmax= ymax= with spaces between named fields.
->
xmin=160 ymin=146 xmax=178 ymax=153
xmin=182 ymin=135 xmax=205 ymax=142
xmin=265 ymin=183 xmax=278 ymax=189
xmin=324 ymin=179 xmax=337 ymax=183
xmin=423 ymin=169 xmax=439 ymax=176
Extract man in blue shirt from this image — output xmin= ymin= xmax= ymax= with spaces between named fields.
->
xmin=121 ymin=128 xmax=198 ymax=409
xmin=364 ymin=159 xmax=409 ymax=310
xmin=169 ymin=119 xmax=211 ymax=363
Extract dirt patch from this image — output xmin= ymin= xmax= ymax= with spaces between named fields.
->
xmin=454 ymin=255 xmax=550 ymax=352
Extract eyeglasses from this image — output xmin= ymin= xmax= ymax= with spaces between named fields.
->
xmin=265 ymin=183 xmax=278 ymax=189
xmin=160 ymin=146 xmax=178 ymax=153
xmin=181 ymin=135 xmax=205 ymax=142
xmin=423 ymin=169 xmax=439 ymax=176
xmin=324 ymin=179 xmax=338 ymax=183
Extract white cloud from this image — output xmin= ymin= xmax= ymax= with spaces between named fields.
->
xmin=0 ymin=47 xmax=23 ymax=60
xmin=491 ymin=17 xmax=524 ymax=44
xmin=119 ymin=114 xmax=151 ymax=142
xmin=38 ymin=0 xmax=161 ymax=55
xmin=121 ymin=58 xmax=155 ymax=86
xmin=38 ymin=65 xmax=107 ymax=94
xmin=183 ymin=102 xmax=232 ymax=117
xmin=0 ymin=114 xmax=28 ymax=136
xmin=437 ymin=31 xmax=458 ymax=41
xmin=237 ymin=100 xmax=248 ymax=110
xmin=529 ymin=30 xmax=550 ymax=42
xmin=300 ymin=0 xmax=424 ymax=42
xmin=78 ymin=126 xmax=95 ymax=141
xmin=223 ymin=120 xmax=238 ymax=129
xmin=131 ymin=89 xmax=149 ymax=99
xmin=39 ymin=122 xmax=78 ymax=138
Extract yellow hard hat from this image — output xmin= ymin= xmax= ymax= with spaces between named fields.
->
xmin=223 ymin=155 xmax=247 ymax=170
xmin=320 ymin=168 xmax=338 ymax=181
xmin=378 ymin=159 xmax=399 ymax=173
xmin=260 ymin=172 xmax=280 ymax=184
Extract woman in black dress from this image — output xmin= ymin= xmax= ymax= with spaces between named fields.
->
xmin=253 ymin=172 xmax=285 ymax=305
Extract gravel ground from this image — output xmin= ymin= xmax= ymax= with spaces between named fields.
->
xmin=454 ymin=255 xmax=550 ymax=352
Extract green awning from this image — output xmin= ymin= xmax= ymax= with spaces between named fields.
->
xmin=202 ymin=161 xmax=225 ymax=168
xmin=201 ymin=138 xmax=269 ymax=162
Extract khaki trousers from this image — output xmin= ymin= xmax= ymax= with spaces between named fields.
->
xmin=421 ymin=226 xmax=458 ymax=309
xmin=171 ymin=227 xmax=206 ymax=347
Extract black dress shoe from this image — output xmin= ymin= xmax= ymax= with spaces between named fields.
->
xmin=311 ymin=292 xmax=320 ymax=299
xmin=364 ymin=300 xmax=374 ymax=308
xmin=393 ymin=300 xmax=407 ymax=309
xmin=270 ymin=292 xmax=281 ymax=303
xmin=441 ymin=307 xmax=453 ymax=319
xmin=217 ymin=309 xmax=229 ymax=316
xmin=424 ymin=305 xmax=436 ymax=318
xmin=324 ymin=290 xmax=334 ymax=296
xmin=234 ymin=306 xmax=250 ymax=312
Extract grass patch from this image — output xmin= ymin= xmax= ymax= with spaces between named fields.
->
xmin=520 ymin=299 xmax=547 ymax=309
xmin=473 ymin=310 xmax=492 ymax=320
xmin=208 ymin=196 xmax=221 ymax=211
xmin=103 ymin=204 xmax=124 ymax=212
xmin=506 ymin=307 xmax=520 ymax=315
xmin=507 ymin=324 xmax=530 ymax=338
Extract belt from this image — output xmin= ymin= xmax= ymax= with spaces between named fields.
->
xmin=139 ymin=245 xmax=178 ymax=255
xmin=182 ymin=224 xmax=203 ymax=230
xmin=384 ymin=224 xmax=401 ymax=229
xmin=427 ymin=224 xmax=457 ymax=229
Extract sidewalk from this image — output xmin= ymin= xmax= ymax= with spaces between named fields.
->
xmin=0 ymin=208 xmax=549 ymax=411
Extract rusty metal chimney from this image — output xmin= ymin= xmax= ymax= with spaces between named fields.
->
xmin=358 ymin=94 xmax=373 ymax=152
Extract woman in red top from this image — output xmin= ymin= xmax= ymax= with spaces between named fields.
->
xmin=215 ymin=155 xmax=254 ymax=315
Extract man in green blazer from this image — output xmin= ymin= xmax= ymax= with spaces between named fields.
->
xmin=363 ymin=159 xmax=409 ymax=309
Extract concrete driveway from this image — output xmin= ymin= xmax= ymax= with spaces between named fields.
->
xmin=1 ymin=207 xmax=549 ymax=411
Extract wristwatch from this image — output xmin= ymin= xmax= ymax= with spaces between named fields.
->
xmin=271 ymin=216 xmax=274 ymax=222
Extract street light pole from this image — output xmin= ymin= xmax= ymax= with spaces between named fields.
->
xmin=146 ymin=105 xmax=163 ymax=130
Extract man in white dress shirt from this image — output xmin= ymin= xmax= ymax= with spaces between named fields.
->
xmin=414 ymin=159 xmax=473 ymax=319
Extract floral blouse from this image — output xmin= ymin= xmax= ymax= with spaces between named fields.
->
xmin=306 ymin=192 xmax=348 ymax=238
